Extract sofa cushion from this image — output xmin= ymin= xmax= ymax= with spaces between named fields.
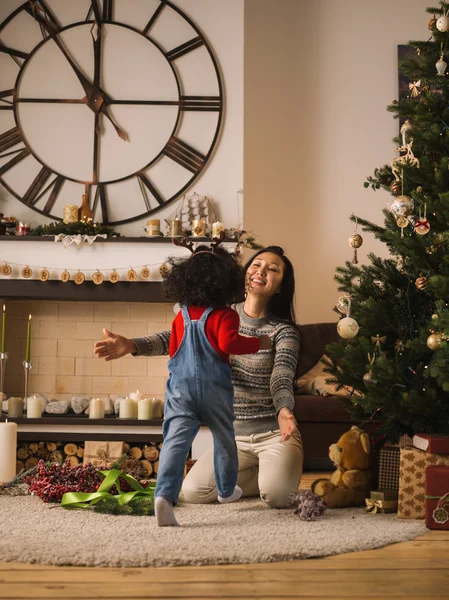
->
xmin=294 ymin=394 xmax=352 ymax=423
xmin=296 ymin=322 xmax=339 ymax=378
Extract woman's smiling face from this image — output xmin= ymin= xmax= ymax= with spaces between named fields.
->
xmin=245 ymin=252 xmax=285 ymax=298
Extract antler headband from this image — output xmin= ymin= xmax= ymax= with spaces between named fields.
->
xmin=172 ymin=231 xmax=226 ymax=255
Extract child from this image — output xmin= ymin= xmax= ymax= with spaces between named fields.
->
xmin=155 ymin=237 xmax=271 ymax=526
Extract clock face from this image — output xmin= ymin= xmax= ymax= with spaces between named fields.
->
xmin=0 ymin=0 xmax=223 ymax=224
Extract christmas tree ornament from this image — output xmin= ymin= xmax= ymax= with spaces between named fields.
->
xmin=61 ymin=270 xmax=70 ymax=283
xmin=39 ymin=268 xmax=49 ymax=282
xmin=363 ymin=354 xmax=377 ymax=386
xmin=127 ymin=268 xmax=137 ymax=282
xmin=391 ymin=195 xmax=414 ymax=217
xmin=436 ymin=14 xmax=449 ymax=32
xmin=428 ymin=14 xmax=437 ymax=29
xmin=337 ymin=317 xmax=360 ymax=339
xmin=109 ymin=270 xmax=119 ymax=284
xmin=436 ymin=55 xmax=447 ymax=76
xmin=74 ymin=271 xmax=85 ymax=285
xmin=415 ymin=273 xmax=429 ymax=290
xmin=409 ymin=80 xmax=421 ymax=97
xmin=140 ymin=267 xmax=150 ymax=279
xmin=371 ymin=334 xmax=386 ymax=350
xmin=21 ymin=266 xmax=33 ymax=279
xmin=396 ymin=215 xmax=409 ymax=238
xmin=92 ymin=270 xmax=104 ymax=285
xmin=395 ymin=339 xmax=405 ymax=354
xmin=427 ymin=332 xmax=442 ymax=351
xmin=400 ymin=120 xmax=413 ymax=146
xmin=414 ymin=203 xmax=430 ymax=235
xmin=348 ymin=216 xmax=363 ymax=264
xmin=336 ymin=296 xmax=351 ymax=315
xmin=390 ymin=180 xmax=401 ymax=195
xmin=1 ymin=263 xmax=12 ymax=276
xmin=432 ymin=313 xmax=439 ymax=320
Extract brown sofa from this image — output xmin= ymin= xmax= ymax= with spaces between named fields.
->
xmin=293 ymin=322 xmax=355 ymax=470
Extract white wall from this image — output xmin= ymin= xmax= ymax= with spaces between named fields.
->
xmin=0 ymin=0 xmax=244 ymax=236
xmin=244 ymin=0 xmax=430 ymax=323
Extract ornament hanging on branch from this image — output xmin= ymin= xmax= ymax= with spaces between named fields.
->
xmin=371 ymin=334 xmax=386 ymax=351
xmin=348 ymin=216 xmax=363 ymax=264
xmin=400 ymin=120 xmax=413 ymax=147
xmin=336 ymin=295 xmax=351 ymax=315
xmin=427 ymin=332 xmax=443 ymax=351
xmin=390 ymin=180 xmax=401 ymax=195
xmin=436 ymin=13 xmax=449 ymax=32
xmin=414 ymin=203 xmax=430 ymax=235
xmin=391 ymin=191 xmax=414 ymax=238
xmin=409 ymin=80 xmax=421 ymax=97
xmin=395 ymin=339 xmax=405 ymax=354
xmin=363 ymin=354 xmax=377 ymax=387
xmin=428 ymin=14 xmax=437 ymax=30
xmin=415 ymin=273 xmax=429 ymax=291
xmin=337 ymin=298 xmax=360 ymax=340
xmin=436 ymin=54 xmax=447 ymax=76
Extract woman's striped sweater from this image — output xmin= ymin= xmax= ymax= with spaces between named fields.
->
xmin=132 ymin=302 xmax=300 ymax=436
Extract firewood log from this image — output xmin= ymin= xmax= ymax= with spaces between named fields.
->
xmin=25 ymin=457 xmax=39 ymax=470
xmin=49 ymin=451 xmax=63 ymax=463
xmin=123 ymin=443 xmax=130 ymax=453
xmin=16 ymin=461 xmax=25 ymax=474
xmin=46 ymin=442 xmax=57 ymax=452
xmin=64 ymin=443 xmax=78 ymax=456
xmin=139 ymin=460 xmax=153 ymax=477
xmin=37 ymin=448 xmax=50 ymax=460
xmin=66 ymin=456 xmax=79 ymax=469
xmin=17 ymin=447 xmax=30 ymax=460
xmin=157 ymin=443 xmax=163 ymax=450
xmin=76 ymin=447 xmax=84 ymax=458
xmin=152 ymin=460 xmax=159 ymax=474
xmin=129 ymin=446 xmax=142 ymax=460
xmin=28 ymin=442 xmax=39 ymax=454
xmin=143 ymin=445 xmax=159 ymax=461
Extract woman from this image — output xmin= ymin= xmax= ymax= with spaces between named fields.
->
xmin=94 ymin=246 xmax=303 ymax=508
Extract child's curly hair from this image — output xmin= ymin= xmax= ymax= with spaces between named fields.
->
xmin=162 ymin=245 xmax=244 ymax=307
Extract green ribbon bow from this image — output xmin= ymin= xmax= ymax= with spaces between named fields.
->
xmin=61 ymin=469 xmax=155 ymax=509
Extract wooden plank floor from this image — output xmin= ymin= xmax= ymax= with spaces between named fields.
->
xmin=1 ymin=472 xmax=447 ymax=599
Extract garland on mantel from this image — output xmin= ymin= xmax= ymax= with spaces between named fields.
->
xmin=31 ymin=221 xmax=120 ymax=237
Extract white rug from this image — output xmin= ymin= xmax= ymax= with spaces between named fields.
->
xmin=0 ymin=496 xmax=427 ymax=567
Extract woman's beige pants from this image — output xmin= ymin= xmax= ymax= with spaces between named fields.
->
xmin=182 ymin=429 xmax=304 ymax=508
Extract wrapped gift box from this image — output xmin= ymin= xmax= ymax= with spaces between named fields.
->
xmin=365 ymin=489 xmax=398 ymax=514
xmin=425 ymin=466 xmax=449 ymax=530
xmin=378 ymin=444 xmax=400 ymax=491
xmin=83 ymin=441 xmax=125 ymax=468
xmin=398 ymin=447 xmax=449 ymax=519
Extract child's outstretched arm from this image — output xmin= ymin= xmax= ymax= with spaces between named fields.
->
xmin=217 ymin=310 xmax=270 ymax=355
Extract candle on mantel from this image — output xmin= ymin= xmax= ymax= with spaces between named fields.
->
xmin=129 ymin=390 xmax=143 ymax=401
xmin=27 ymin=395 xmax=42 ymax=418
xmin=0 ymin=419 xmax=17 ymax=484
xmin=152 ymin=398 xmax=164 ymax=419
xmin=1 ymin=304 xmax=6 ymax=354
xmin=137 ymin=398 xmax=154 ymax=420
xmin=119 ymin=397 xmax=135 ymax=419
xmin=8 ymin=397 xmax=24 ymax=418
xmin=89 ymin=398 xmax=105 ymax=419
xmin=25 ymin=314 xmax=32 ymax=362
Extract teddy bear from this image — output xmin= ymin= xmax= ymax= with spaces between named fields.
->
xmin=311 ymin=425 xmax=373 ymax=508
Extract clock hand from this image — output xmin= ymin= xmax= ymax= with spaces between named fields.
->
xmin=100 ymin=103 xmax=128 ymax=141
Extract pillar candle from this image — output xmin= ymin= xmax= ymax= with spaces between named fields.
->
xmin=89 ymin=398 xmax=105 ymax=419
xmin=129 ymin=390 xmax=143 ymax=401
xmin=0 ymin=420 xmax=17 ymax=483
xmin=1 ymin=304 xmax=5 ymax=354
xmin=137 ymin=397 xmax=154 ymax=420
xmin=152 ymin=398 xmax=164 ymax=419
xmin=25 ymin=314 xmax=32 ymax=362
xmin=8 ymin=397 xmax=24 ymax=418
xmin=119 ymin=397 xmax=135 ymax=419
xmin=27 ymin=395 xmax=42 ymax=418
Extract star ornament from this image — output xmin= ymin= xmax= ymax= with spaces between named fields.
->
xmin=409 ymin=80 xmax=421 ymax=97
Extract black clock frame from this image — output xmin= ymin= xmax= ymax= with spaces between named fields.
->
xmin=0 ymin=0 xmax=224 ymax=225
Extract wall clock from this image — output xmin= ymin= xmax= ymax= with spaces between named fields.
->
xmin=0 ymin=0 xmax=223 ymax=224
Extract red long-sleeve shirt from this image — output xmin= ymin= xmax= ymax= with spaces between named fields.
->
xmin=169 ymin=306 xmax=260 ymax=362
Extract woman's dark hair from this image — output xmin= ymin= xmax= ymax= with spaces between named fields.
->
xmin=162 ymin=245 xmax=244 ymax=307
xmin=243 ymin=246 xmax=296 ymax=324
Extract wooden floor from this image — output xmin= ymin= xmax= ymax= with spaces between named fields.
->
xmin=1 ymin=473 xmax=447 ymax=600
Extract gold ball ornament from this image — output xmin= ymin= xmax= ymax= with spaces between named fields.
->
xmin=337 ymin=317 xmax=360 ymax=339
xmin=39 ymin=268 xmax=50 ymax=282
xmin=336 ymin=296 xmax=351 ymax=315
xmin=21 ymin=266 xmax=33 ymax=279
xmin=362 ymin=370 xmax=377 ymax=387
xmin=415 ymin=274 xmax=429 ymax=290
xmin=61 ymin=270 xmax=70 ymax=283
xmin=391 ymin=195 xmax=414 ymax=218
xmin=348 ymin=233 xmax=363 ymax=265
xmin=390 ymin=180 xmax=401 ymax=195
xmin=1 ymin=263 xmax=12 ymax=276
xmin=427 ymin=332 xmax=442 ymax=351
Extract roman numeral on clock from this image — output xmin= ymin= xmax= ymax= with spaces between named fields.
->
xmin=89 ymin=0 xmax=114 ymax=23
xmin=0 ymin=89 xmax=14 ymax=111
xmin=0 ymin=127 xmax=23 ymax=155
xmin=162 ymin=137 xmax=205 ymax=174
xmin=92 ymin=184 xmax=109 ymax=223
xmin=180 ymin=96 xmax=221 ymax=112
xmin=0 ymin=43 xmax=29 ymax=67
xmin=166 ymin=37 xmax=204 ymax=61
xmin=136 ymin=173 xmax=164 ymax=206
xmin=142 ymin=1 xmax=167 ymax=35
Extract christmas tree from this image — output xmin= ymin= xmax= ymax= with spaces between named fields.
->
xmin=325 ymin=2 xmax=449 ymax=442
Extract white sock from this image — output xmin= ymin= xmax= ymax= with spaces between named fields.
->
xmin=218 ymin=485 xmax=242 ymax=504
xmin=155 ymin=496 xmax=179 ymax=527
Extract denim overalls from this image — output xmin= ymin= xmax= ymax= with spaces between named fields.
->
xmin=155 ymin=306 xmax=238 ymax=504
